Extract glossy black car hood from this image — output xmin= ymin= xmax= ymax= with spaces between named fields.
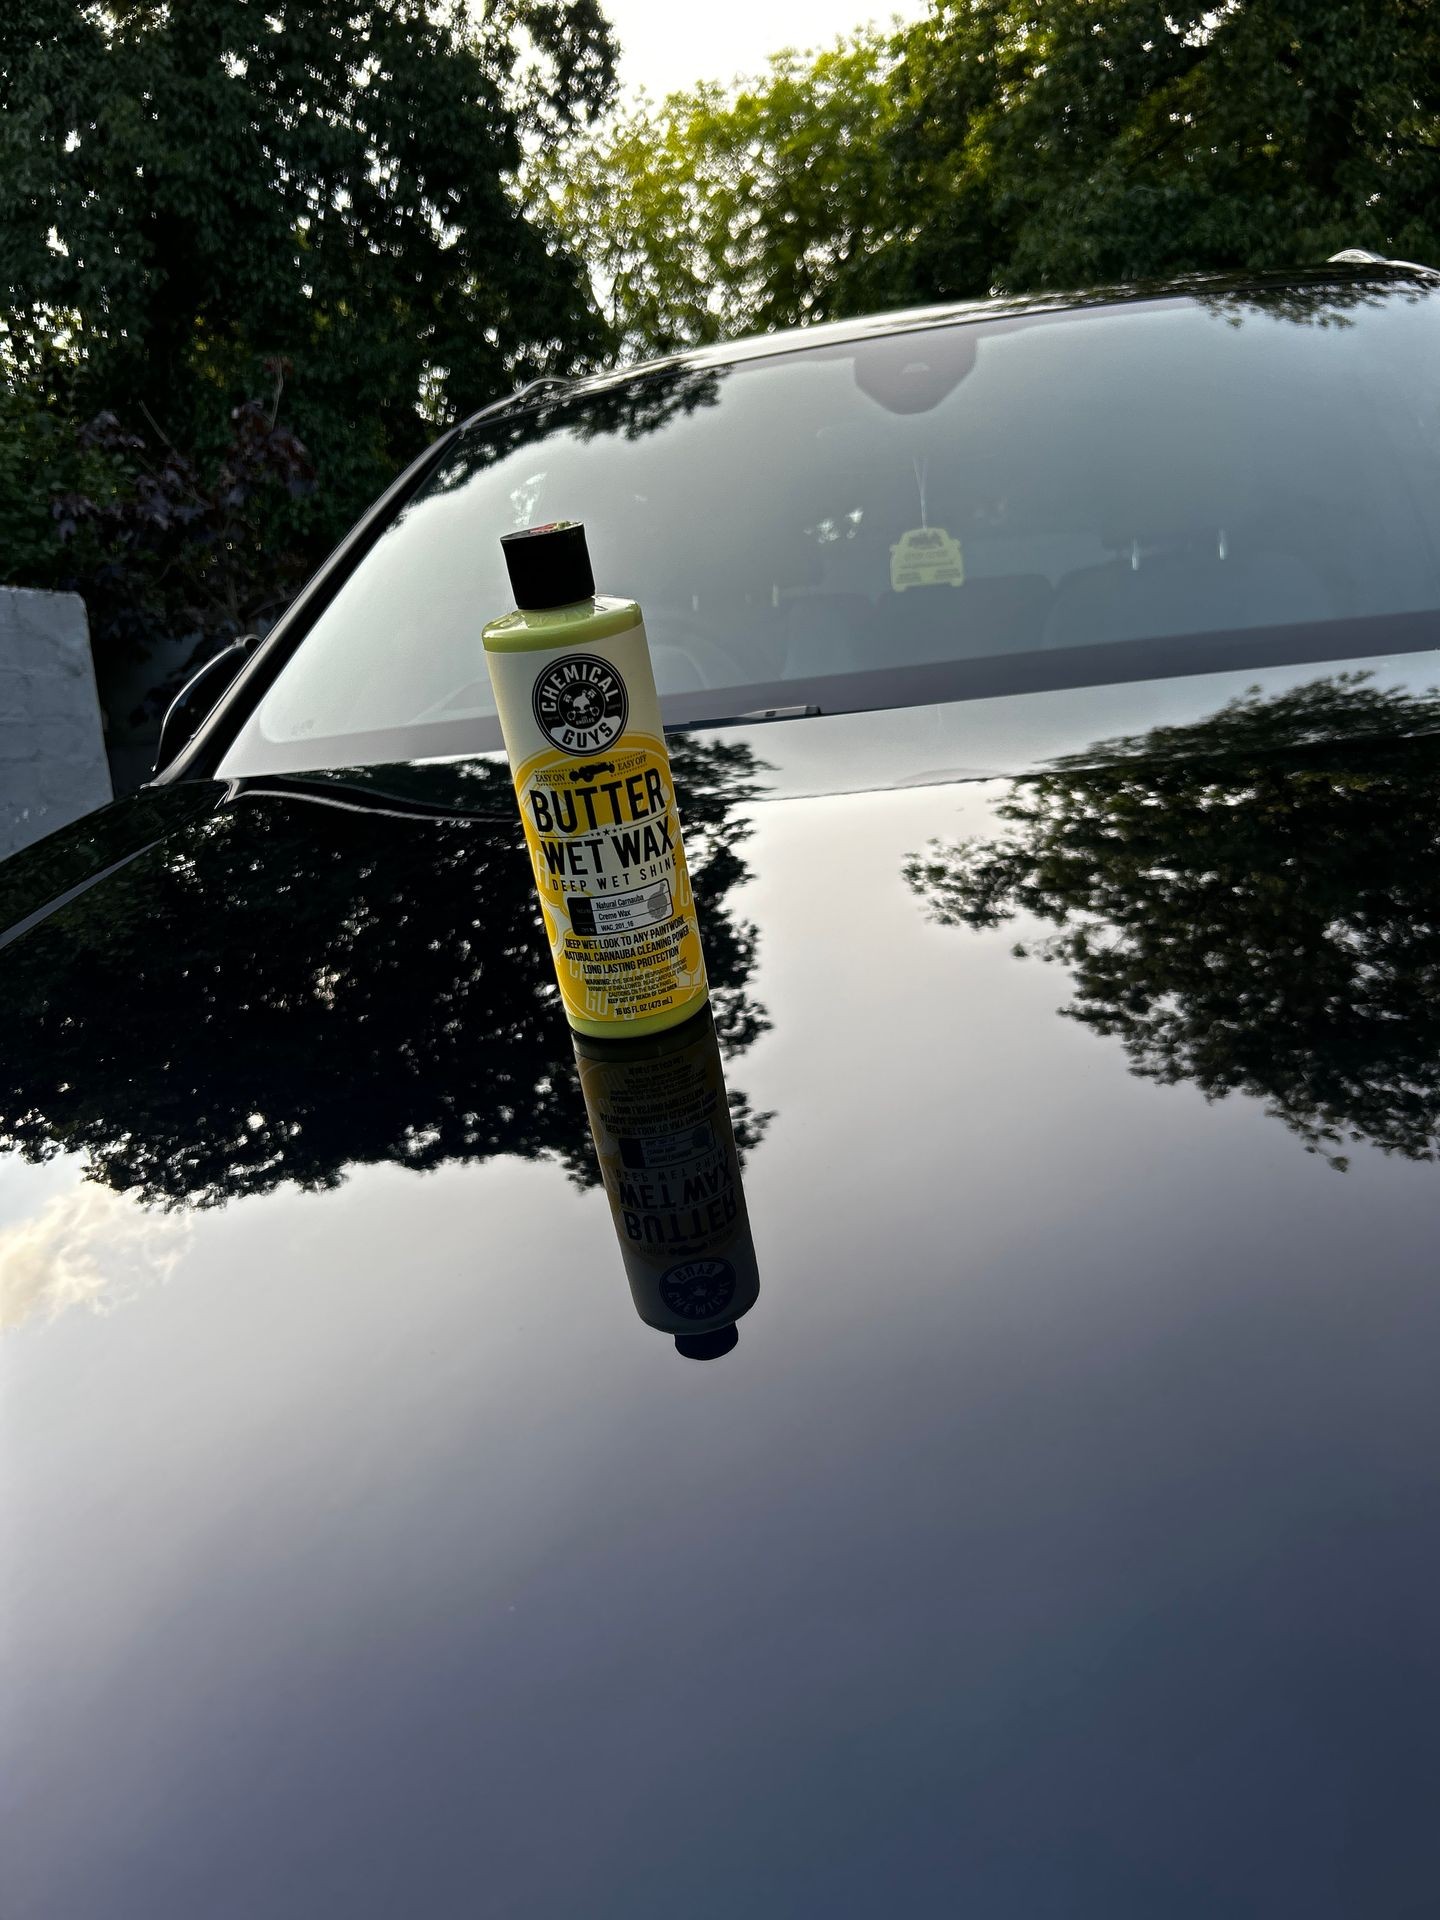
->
xmin=7 ymin=656 xmax=1440 ymax=1917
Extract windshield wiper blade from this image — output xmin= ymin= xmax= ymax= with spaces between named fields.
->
xmin=222 ymin=772 xmax=514 ymax=825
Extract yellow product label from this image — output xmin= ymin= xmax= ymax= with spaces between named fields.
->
xmin=486 ymin=620 xmax=709 ymax=1033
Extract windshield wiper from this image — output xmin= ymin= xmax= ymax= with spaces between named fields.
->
xmin=222 ymin=771 xmax=514 ymax=825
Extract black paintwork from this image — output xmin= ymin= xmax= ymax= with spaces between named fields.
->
xmin=7 ymin=652 xmax=1440 ymax=1915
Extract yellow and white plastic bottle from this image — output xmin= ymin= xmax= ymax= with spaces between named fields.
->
xmin=482 ymin=521 xmax=708 ymax=1039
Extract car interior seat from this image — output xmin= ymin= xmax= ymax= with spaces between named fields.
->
xmin=1042 ymin=537 xmax=1333 ymax=651
xmin=867 ymin=575 xmax=1054 ymax=666
xmin=782 ymin=593 xmax=875 ymax=678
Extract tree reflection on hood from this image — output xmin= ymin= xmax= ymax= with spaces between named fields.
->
xmin=0 ymin=738 xmax=770 ymax=1209
xmin=904 ymin=673 xmax=1440 ymax=1170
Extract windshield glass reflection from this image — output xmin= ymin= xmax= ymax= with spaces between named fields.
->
xmin=217 ymin=275 xmax=1440 ymax=778
xmin=905 ymin=673 xmax=1440 ymax=1170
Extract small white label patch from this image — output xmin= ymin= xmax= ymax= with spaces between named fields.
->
xmin=571 ymin=876 xmax=673 ymax=937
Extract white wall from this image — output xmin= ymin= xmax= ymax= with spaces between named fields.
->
xmin=0 ymin=588 xmax=113 ymax=860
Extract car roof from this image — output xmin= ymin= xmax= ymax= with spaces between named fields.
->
xmin=472 ymin=261 xmax=1440 ymax=427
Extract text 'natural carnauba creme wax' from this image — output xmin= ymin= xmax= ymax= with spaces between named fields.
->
xmin=482 ymin=521 xmax=709 ymax=1039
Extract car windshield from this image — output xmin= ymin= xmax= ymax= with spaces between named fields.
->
xmin=217 ymin=274 xmax=1440 ymax=777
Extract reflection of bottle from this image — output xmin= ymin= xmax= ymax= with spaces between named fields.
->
xmin=575 ymin=1010 xmax=760 ymax=1360
xmin=482 ymin=520 xmax=709 ymax=1039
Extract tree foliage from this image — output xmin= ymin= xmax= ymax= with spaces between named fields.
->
xmin=533 ymin=30 xmax=898 ymax=358
xmin=53 ymin=379 xmax=318 ymax=726
xmin=550 ymin=0 xmax=1440 ymax=355
xmin=2 ymin=2 xmax=616 ymax=499
xmin=0 ymin=0 xmax=617 ymax=721
xmin=890 ymin=0 xmax=1440 ymax=301
xmin=904 ymin=676 xmax=1440 ymax=1170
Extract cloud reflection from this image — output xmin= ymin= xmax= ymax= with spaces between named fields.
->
xmin=0 ymin=1183 xmax=192 ymax=1332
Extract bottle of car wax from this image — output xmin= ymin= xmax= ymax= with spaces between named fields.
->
xmin=574 ymin=1008 xmax=759 ymax=1360
xmin=483 ymin=522 xmax=709 ymax=1040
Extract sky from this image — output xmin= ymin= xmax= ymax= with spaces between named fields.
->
xmin=598 ymin=0 xmax=931 ymax=102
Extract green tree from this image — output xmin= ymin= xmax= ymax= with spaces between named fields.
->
xmin=874 ymin=0 xmax=1440 ymax=302
xmin=0 ymin=379 xmax=120 ymax=584
xmin=535 ymin=29 xmax=898 ymax=358
xmin=547 ymin=0 xmax=1440 ymax=362
xmin=1 ymin=0 xmax=617 ymax=543
xmin=50 ymin=386 xmax=319 ymax=726
xmin=904 ymin=675 xmax=1440 ymax=1170
xmin=829 ymin=0 xmax=1013 ymax=311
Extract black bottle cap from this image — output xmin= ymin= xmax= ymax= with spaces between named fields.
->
xmin=674 ymin=1324 xmax=739 ymax=1362
xmin=500 ymin=520 xmax=595 ymax=611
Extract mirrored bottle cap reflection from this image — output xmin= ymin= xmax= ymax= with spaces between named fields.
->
xmin=574 ymin=1009 xmax=760 ymax=1359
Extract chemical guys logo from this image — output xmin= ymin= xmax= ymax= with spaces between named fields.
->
xmin=532 ymin=653 xmax=628 ymax=755
xmin=660 ymin=1258 xmax=736 ymax=1321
